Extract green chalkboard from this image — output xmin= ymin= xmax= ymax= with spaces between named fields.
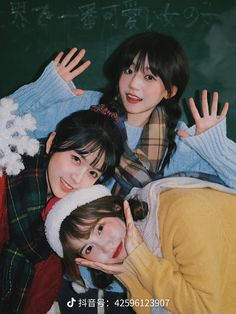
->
xmin=0 ymin=0 xmax=236 ymax=139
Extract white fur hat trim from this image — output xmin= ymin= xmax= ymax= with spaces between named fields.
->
xmin=45 ymin=184 xmax=111 ymax=257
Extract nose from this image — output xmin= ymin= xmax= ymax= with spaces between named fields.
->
xmin=99 ymin=238 xmax=113 ymax=254
xmin=71 ymin=165 xmax=88 ymax=186
xmin=128 ymin=72 xmax=140 ymax=90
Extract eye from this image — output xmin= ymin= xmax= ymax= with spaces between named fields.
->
xmin=97 ymin=224 xmax=104 ymax=235
xmin=89 ymin=170 xmax=99 ymax=179
xmin=72 ymin=154 xmax=81 ymax=164
xmin=123 ymin=67 xmax=133 ymax=75
xmin=84 ymin=245 xmax=93 ymax=255
xmin=144 ymin=74 xmax=156 ymax=81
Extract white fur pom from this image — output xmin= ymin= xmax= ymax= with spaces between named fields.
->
xmin=0 ymin=97 xmax=39 ymax=176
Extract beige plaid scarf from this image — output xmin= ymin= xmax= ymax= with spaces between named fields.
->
xmin=112 ymin=107 xmax=168 ymax=195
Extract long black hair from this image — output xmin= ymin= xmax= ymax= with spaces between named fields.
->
xmin=48 ymin=110 xmax=124 ymax=182
xmin=100 ymin=31 xmax=189 ymax=169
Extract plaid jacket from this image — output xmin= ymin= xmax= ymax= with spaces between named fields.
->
xmin=0 ymin=140 xmax=52 ymax=314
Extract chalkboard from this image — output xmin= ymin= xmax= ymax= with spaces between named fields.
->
xmin=0 ymin=0 xmax=236 ymax=140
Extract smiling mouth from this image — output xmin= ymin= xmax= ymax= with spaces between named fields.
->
xmin=60 ymin=178 xmax=73 ymax=192
xmin=112 ymin=242 xmax=123 ymax=258
xmin=126 ymin=93 xmax=142 ymax=104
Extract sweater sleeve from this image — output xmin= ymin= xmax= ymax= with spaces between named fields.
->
xmin=10 ymin=61 xmax=103 ymax=138
xmin=181 ymin=119 xmax=236 ymax=188
xmin=165 ymin=119 xmax=236 ymax=189
xmin=117 ymin=193 xmax=228 ymax=314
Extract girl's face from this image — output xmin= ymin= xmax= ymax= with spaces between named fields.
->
xmin=119 ymin=54 xmax=169 ymax=127
xmin=70 ymin=217 xmax=127 ymax=264
xmin=46 ymin=135 xmax=104 ymax=198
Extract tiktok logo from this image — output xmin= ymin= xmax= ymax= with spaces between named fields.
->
xmin=67 ymin=297 xmax=76 ymax=308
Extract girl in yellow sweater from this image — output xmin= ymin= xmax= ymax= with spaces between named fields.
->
xmin=45 ymin=178 xmax=236 ymax=314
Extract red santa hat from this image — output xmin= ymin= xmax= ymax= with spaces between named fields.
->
xmin=45 ymin=184 xmax=111 ymax=257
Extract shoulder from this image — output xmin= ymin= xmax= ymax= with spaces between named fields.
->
xmin=159 ymin=188 xmax=222 ymax=228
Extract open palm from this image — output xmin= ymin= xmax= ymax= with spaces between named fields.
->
xmin=54 ymin=48 xmax=91 ymax=95
xmin=178 ymin=89 xmax=229 ymax=138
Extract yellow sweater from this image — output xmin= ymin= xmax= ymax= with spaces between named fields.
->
xmin=117 ymin=188 xmax=236 ymax=314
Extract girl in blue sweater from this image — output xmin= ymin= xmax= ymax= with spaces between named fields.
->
xmin=11 ymin=32 xmax=236 ymax=191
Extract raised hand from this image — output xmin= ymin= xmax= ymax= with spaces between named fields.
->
xmin=54 ymin=48 xmax=91 ymax=95
xmin=177 ymin=89 xmax=229 ymax=138
xmin=123 ymin=200 xmax=143 ymax=255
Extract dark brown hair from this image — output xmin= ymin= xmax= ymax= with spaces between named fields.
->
xmin=100 ymin=31 xmax=189 ymax=170
xmin=49 ymin=110 xmax=124 ymax=182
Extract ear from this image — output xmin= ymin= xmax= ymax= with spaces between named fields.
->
xmin=46 ymin=132 xmax=56 ymax=154
xmin=164 ymin=85 xmax=178 ymax=99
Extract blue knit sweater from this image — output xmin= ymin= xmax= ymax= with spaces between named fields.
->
xmin=11 ymin=61 xmax=236 ymax=189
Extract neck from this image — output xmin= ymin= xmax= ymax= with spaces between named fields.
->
xmin=127 ymin=111 xmax=153 ymax=127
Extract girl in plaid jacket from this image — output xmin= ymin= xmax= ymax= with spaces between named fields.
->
xmin=0 ymin=108 xmax=123 ymax=314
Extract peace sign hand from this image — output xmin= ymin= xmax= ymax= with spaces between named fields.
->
xmin=54 ymin=48 xmax=91 ymax=96
xmin=123 ymin=200 xmax=143 ymax=255
xmin=177 ymin=89 xmax=229 ymax=138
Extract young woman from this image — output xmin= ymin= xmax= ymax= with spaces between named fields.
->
xmin=10 ymin=32 xmax=236 ymax=191
xmin=45 ymin=180 xmax=236 ymax=314
xmin=0 ymin=108 xmax=123 ymax=314
xmin=8 ymin=31 xmax=236 ymax=302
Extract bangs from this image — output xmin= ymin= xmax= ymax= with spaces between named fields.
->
xmin=66 ymin=217 xmax=99 ymax=241
xmin=62 ymin=207 xmax=119 ymax=243
xmin=75 ymin=141 xmax=115 ymax=173
xmin=75 ymin=141 xmax=107 ymax=173
xmin=122 ymin=47 xmax=162 ymax=79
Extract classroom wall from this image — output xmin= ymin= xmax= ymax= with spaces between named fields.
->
xmin=0 ymin=0 xmax=235 ymax=139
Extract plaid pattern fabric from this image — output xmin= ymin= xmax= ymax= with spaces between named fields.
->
xmin=113 ymin=107 xmax=168 ymax=195
xmin=0 ymin=140 xmax=52 ymax=314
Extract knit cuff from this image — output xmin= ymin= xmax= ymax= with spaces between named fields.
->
xmin=120 ymin=242 xmax=158 ymax=283
xmin=182 ymin=118 xmax=226 ymax=157
xmin=13 ymin=61 xmax=76 ymax=115
xmin=35 ymin=61 xmax=77 ymax=110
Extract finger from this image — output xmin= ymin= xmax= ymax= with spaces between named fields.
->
xmin=93 ymin=261 xmax=124 ymax=274
xmin=123 ymin=200 xmax=134 ymax=227
xmin=219 ymin=102 xmax=229 ymax=120
xmin=75 ymin=258 xmax=100 ymax=270
xmin=69 ymin=60 xmax=91 ymax=79
xmin=66 ymin=48 xmax=86 ymax=71
xmin=189 ymin=97 xmax=201 ymax=120
xmin=75 ymin=258 xmax=124 ymax=274
xmin=61 ymin=47 xmax=78 ymax=66
xmin=54 ymin=51 xmax=64 ymax=65
xmin=211 ymin=91 xmax=219 ymax=117
xmin=177 ymin=129 xmax=190 ymax=138
xmin=201 ymin=89 xmax=209 ymax=116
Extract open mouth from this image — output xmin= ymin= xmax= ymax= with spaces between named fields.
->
xmin=112 ymin=241 xmax=123 ymax=258
xmin=126 ymin=93 xmax=142 ymax=104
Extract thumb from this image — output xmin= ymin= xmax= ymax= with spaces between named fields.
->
xmin=177 ymin=129 xmax=190 ymax=138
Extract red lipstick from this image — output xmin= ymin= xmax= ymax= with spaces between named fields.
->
xmin=112 ymin=242 xmax=123 ymax=258
xmin=126 ymin=94 xmax=142 ymax=104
